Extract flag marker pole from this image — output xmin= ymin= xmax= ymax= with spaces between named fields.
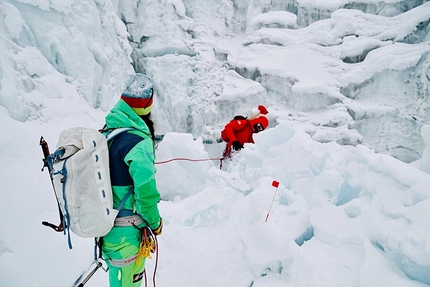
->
xmin=265 ymin=180 xmax=279 ymax=222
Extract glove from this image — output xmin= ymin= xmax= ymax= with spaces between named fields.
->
xmin=152 ymin=219 xmax=163 ymax=236
xmin=232 ymin=141 xmax=243 ymax=151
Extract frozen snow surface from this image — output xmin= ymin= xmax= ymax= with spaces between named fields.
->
xmin=1 ymin=0 xmax=430 ymax=286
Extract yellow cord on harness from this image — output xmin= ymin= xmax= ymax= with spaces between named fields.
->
xmin=131 ymin=228 xmax=156 ymax=278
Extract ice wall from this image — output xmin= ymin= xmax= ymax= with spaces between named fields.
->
xmin=119 ymin=0 xmax=430 ymax=163
xmin=1 ymin=0 xmax=429 ymax=163
xmin=0 ymin=0 xmax=133 ymax=122
xmin=420 ymin=125 xmax=430 ymax=173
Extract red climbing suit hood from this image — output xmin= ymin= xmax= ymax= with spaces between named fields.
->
xmin=251 ymin=116 xmax=269 ymax=129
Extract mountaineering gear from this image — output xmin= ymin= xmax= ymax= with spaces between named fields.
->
xmin=255 ymin=116 xmax=268 ymax=131
xmin=121 ymin=74 xmax=154 ymax=116
xmin=102 ymin=91 xmax=161 ymax=287
xmin=40 ymin=137 xmax=64 ymax=232
xmin=41 ymin=128 xmax=134 ymax=248
xmin=103 ymin=223 xmax=147 ymax=287
xmin=75 ymin=260 xmax=106 ymax=287
xmin=254 ymin=123 xmax=264 ymax=133
xmin=232 ymin=140 xmax=243 ymax=151
xmin=41 ymin=128 xmax=139 ymax=287
xmin=114 ymin=213 xmax=145 ymax=227
xmin=134 ymin=227 xmax=157 ymax=266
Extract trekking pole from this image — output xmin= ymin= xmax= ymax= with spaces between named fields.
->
xmin=265 ymin=180 xmax=280 ymax=222
xmin=76 ymin=261 xmax=103 ymax=287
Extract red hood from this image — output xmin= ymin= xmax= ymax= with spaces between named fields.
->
xmin=250 ymin=116 xmax=269 ymax=129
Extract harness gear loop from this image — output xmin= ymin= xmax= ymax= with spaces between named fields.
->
xmin=131 ymin=227 xmax=156 ymax=279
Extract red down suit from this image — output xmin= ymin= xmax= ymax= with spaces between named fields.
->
xmin=221 ymin=116 xmax=269 ymax=147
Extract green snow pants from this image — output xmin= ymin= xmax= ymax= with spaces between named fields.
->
xmin=102 ymin=224 xmax=147 ymax=287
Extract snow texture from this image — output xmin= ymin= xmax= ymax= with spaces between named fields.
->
xmin=1 ymin=0 xmax=430 ymax=287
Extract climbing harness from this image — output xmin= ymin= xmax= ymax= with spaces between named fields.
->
xmin=75 ymin=228 xmax=159 ymax=287
xmin=108 ymin=254 xmax=139 ymax=267
xmin=114 ymin=214 xmax=145 ymax=227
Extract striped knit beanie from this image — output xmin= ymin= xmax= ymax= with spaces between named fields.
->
xmin=121 ymin=74 xmax=154 ymax=116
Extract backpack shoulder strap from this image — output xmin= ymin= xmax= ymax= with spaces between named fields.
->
xmin=116 ymin=187 xmax=134 ymax=211
xmin=104 ymin=128 xmax=135 ymax=211
xmin=105 ymin=128 xmax=133 ymax=142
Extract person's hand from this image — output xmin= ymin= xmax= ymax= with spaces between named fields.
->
xmin=232 ymin=141 xmax=243 ymax=151
xmin=152 ymin=219 xmax=163 ymax=236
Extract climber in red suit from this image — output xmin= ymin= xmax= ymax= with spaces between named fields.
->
xmin=221 ymin=115 xmax=269 ymax=152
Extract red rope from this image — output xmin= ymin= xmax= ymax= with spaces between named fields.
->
xmin=143 ymin=233 xmax=159 ymax=287
xmin=154 ymin=144 xmax=237 ymax=167
xmin=153 ymin=236 xmax=159 ymax=287
xmin=155 ymin=157 xmax=222 ymax=165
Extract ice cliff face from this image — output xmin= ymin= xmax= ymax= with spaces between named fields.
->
xmin=0 ymin=0 xmax=133 ymax=122
xmin=0 ymin=0 xmax=429 ymax=163
xmin=121 ymin=0 xmax=430 ymax=163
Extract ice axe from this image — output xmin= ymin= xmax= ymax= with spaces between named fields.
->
xmin=249 ymin=105 xmax=268 ymax=120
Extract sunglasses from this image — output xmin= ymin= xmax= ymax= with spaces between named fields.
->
xmin=254 ymin=123 xmax=264 ymax=132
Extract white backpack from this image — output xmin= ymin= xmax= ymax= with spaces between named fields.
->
xmin=46 ymin=127 xmax=131 ymax=248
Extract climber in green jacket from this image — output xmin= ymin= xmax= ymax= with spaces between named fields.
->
xmin=101 ymin=73 xmax=162 ymax=287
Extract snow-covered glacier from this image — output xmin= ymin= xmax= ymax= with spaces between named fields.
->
xmin=1 ymin=1 xmax=430 ymax=287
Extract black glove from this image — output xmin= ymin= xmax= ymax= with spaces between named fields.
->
xmin=232 ymin=141 xmax=243 ymax=151
xmin=152 ymin=219 xmax=163 ymax=236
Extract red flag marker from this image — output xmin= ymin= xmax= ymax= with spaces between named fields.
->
xmin=265 ymin=180 xmax=280 ymax=222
